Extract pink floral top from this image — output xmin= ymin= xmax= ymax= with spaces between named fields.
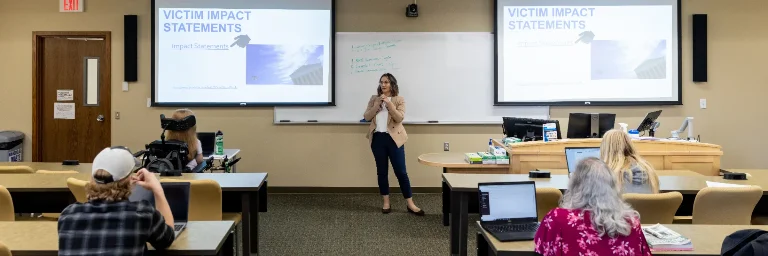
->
xmin=534 ymin=208 xmax=652 ymax=256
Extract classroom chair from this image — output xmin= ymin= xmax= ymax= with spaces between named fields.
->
xmin=0 ymin=186 xmax=13 ymax=221
xmin=674 ymin=186 xmax=762 ymax=225
xmin=0 ymin=166 xmax=33 ymax=174
xmin=536 ymin=187 xmax=562 ymax=222
xmin=66 ymin=178 xmax=88 ymax=203
xmin=623 ymin=192 xmax=683 ymax=224
xmin=0 ymin=241 xmax=11 ymax=256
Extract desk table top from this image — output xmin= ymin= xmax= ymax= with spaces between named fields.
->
xmin=0 ymin=221 xmax=234 ymax=256
xmin=444 ymin=169 xmax=768 ymax=194
xmin=0 ymin=162 xmax=266 ymax=192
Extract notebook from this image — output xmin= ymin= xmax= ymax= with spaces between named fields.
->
xmin=129 ymin=182 xmax=191 ymax=237
xmin=197 ymin=132 xmax=216 ymax=156
xmin=642 ymin=224 xmax=693 ymax=251
xmin=478 ymin=181 xmax=540 ymax=242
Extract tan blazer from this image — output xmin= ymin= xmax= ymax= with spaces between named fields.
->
xmin=363 ymin=95 xmax=408 ymax=147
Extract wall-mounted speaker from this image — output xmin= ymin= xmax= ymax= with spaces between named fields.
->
xmin=692 ymin=14 xmax=708 ymax=82
xmin=124 ymin=15 xmax=138 ymax=82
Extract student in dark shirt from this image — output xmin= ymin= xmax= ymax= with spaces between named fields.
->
xmin=58 ymin=147 xmax=176 ymax=256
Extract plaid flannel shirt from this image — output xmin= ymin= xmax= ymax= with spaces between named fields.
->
xmin=57 ymin=200 xmax=175 ymax=256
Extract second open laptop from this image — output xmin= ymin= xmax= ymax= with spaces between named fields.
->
xmin=564 ymin=147 xmax=601 ymax=175
xmin=478 ymin=181 xmax=540 ymax=242
xmin=129 ymin=182 xmax=191 ymax=237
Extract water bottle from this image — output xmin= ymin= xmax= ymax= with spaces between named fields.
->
xmin=215 ymin=130 xmax=224 ymax=155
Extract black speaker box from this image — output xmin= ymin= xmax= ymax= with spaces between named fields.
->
xmin=124 ymin=15 xmax=138 ymax=82
xmin=692 ymin=14 xmax=708 ymax=82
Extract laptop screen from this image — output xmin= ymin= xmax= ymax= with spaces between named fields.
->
xmin=565 ymin=147 xmax=601 ymax=174
xmin=197 ymin=132 xmax=215 ymax=155
xmin=129 ymin=182 xmax=190 ymax=222
xmin=478 ymin=182 xmax=537 ymax=221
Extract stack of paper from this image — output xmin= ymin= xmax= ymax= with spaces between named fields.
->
xmin=642 ymin=224 xmax=693 ymax=251
xmin=705 ymin=181 xmax=750 ymax=188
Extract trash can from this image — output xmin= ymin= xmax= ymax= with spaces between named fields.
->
xmin=0 ymin=131 xmax=24 ymax=162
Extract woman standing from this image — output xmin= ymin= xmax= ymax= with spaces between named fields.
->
xmin=363 ymin=73 xmax=424 ymax=216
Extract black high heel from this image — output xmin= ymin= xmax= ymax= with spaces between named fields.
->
xmin=382 ymin=208 xmax=391 ymax=214
xmin=407 ymin=207 xmax=425 ymax=216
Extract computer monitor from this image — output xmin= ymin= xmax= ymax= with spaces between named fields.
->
xmin=502 ymin=117 xmax=562 ymax=141
xmin=566 ymin=113 xmax=616 ymax=138
xmin=564 ymin=147 xmax=601 ymax=174
xmin=637 ymin=110 xmax=662 ymax=133
xmin=478 ymin=181 xmax=538 ymax=222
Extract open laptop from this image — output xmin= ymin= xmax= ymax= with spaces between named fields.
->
xmin=478 ymin=181 xmax=540 ymax=242
xmin=197 ymin=132 xmax=216 ymax=156
xmin=565 ymin=147 xmax=601 ymax=175
xmin=129 ymin=182 xmax=191 ymax=237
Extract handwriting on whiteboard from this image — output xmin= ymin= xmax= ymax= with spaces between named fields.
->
xmin=350 ymin=40 xmax=401 ymax=53
xmin=350 ymin=55 xmax=400 ymax=74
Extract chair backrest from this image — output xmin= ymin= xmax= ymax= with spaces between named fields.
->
xmin=36 ymin=170 xmax=78 ymax=174
xmin=0 ymin=186 xmax=13 ymax=221
xmin=693 ymin=186 xmax=763 ymax=225
xmin=0 ymin=241 xmax=11 ymax=256
xmin=0 ymin=166 xmax=33 ymax=174
xmin=623 ymin=192 xmax=683 ymax=224
xmin=161 ymin=179 xmax=222 ymax=221
xmin=536 ymin=187 xmax=563 ymax=221
xmin=66 ymin=178 xmax=88 ymax=203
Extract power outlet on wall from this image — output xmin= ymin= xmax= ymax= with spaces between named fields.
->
xmin=444 ymin=142 xmax=450 ymax=151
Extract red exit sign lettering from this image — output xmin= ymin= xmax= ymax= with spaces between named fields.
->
xmin=60 ymin=0 xmax=84 ymax=12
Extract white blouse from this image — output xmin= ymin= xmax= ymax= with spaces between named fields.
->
xmin=375 ymin=97 xmax=391 ymax=132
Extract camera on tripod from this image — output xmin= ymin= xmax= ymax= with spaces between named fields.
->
xmin=134 ymin=114 xmax=203 ymax=176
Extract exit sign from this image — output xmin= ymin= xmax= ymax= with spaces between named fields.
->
xmin=60 ymin=0 xmax=84 ymax=12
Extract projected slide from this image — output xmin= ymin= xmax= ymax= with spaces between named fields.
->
xmin=152 ymin=0 xmax=333 ymax=106
xmin=495 ymin=0 xmax=680 ymax=105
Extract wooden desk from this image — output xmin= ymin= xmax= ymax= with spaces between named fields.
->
xmin=0 ymin=164 xmax=267 ymax=255
xmin=419 ymin=152 xmax=509 ymax=227
xmin=443 ymin=173 xmax=768 ymax=256
xmin=0 ymin=221 xmax=235 ymax=256
xmin=492 ymin=138 xmax=723 ymax=176
xmin=476 ymin=222 xmax=759 ymax=256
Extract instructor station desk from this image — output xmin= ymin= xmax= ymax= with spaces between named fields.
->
xmin=492 ymin=138 xmax=723 ymax=176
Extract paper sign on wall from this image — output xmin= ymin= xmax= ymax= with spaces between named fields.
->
xmin=54 ymin=103 xmax=75 ymax=119
xmin=57 ymin=90 xmax=74 ymax=101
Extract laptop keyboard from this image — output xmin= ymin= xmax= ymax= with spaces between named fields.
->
xmin=485 ymin=223 xmax=540 ymax=233
xmin=174 ymin=224 xmax=184 ymax=231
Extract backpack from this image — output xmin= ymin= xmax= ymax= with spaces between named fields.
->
xmin=721 ymin=229 xmax=768 ymax=256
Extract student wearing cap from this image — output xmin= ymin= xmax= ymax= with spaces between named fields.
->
xmin=57 ymin=147 xmax=176 ymax=256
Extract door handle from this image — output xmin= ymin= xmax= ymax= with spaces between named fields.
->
xmin=96 ymin=114 xmax=104 ymax=122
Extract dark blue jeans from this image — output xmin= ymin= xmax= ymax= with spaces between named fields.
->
xmin=371 ymin=132 xmax=413 ymax=198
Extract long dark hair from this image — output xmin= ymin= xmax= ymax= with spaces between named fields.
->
xmin=377 ymin=73 xmax=399 ymax=96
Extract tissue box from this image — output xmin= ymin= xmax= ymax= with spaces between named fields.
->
xmin=465 ymin=153 xmax=482 ymax=164
xmin=494 ymin=152 xmax=510 ymax=164
xmin=493 ymin=146 xmax=507 ymax=156
xmin=477 ymin=152 xmax=496 ymax=164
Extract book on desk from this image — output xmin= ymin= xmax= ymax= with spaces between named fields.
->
xmin=643 ymin=224 xmax=693 ymax=251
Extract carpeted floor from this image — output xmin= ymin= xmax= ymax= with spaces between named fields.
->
xmin=260 ymin=193 xmax=481 ymax=256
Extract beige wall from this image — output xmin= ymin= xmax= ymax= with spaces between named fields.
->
xmin=1 ymin=0 xmax=766 ymax=187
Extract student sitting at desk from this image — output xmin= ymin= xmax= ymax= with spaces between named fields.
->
xmin=534 ymin=157 xmax=651 ymax=256
xmin=58 ymin=147 xmax=176 ymax=256
xmin=166 ymin=108 xmax=204 ymax=170
xmin=601 ymin=129 xmax=659 ymax=194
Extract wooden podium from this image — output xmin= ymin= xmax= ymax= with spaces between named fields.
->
xmin=493 ymin=139 xmax=723 ymax=176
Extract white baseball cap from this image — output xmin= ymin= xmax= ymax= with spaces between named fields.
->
xmin=92 ymin=147 xmax=140 ymax=184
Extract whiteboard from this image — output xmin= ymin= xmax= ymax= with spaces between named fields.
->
xmin=274 ymin=32 xmax=549 ymax=124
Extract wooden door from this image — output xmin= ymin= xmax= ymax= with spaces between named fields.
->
xmin=33 ymin=33 xmax=111 ymax=162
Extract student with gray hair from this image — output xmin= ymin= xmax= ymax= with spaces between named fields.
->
xmin=534 ymin=157 xmax=652 ymax=256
